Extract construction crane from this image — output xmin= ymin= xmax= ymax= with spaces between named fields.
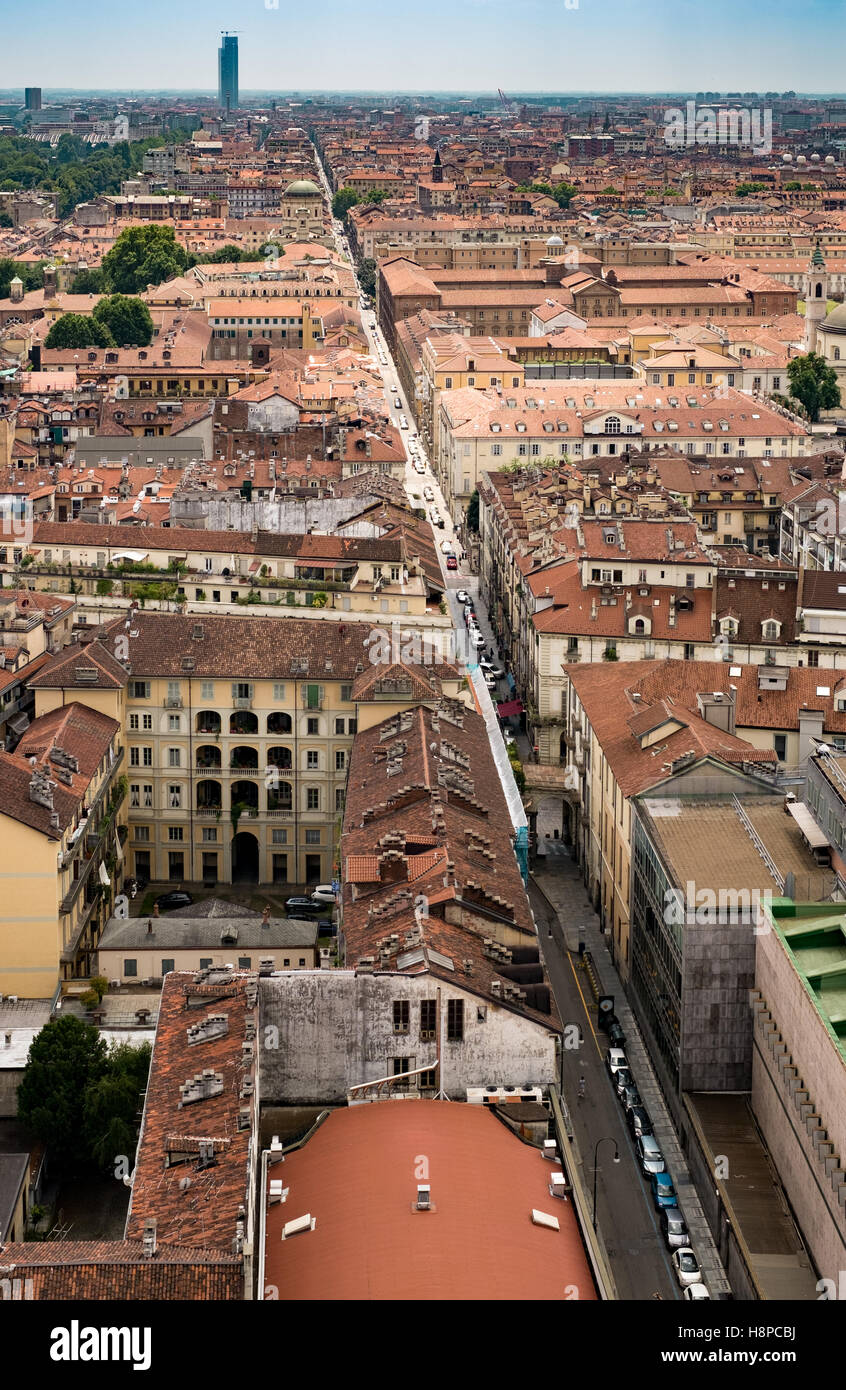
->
xmin=498 ymin=88 xmax=516 ymax=116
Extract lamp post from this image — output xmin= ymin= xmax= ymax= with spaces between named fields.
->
xmin=592 ymin=1136 xmax=620 ymax=1234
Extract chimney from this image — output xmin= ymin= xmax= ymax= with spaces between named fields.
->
xmin=262 ymin=906 xmax=271 ymax=928
xmin=142 ymin=1218 xmax=157 ymax=1259
xmin=146 ymin=920 xmax=154 ymax=935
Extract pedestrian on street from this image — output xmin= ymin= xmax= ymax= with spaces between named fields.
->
xmin=578 ymin=1075 xmax=586 ymax=1100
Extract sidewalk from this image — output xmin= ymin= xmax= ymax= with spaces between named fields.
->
xmin=533 ymin=850 xmax=732 ymax=1299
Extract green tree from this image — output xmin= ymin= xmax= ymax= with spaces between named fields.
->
xmin=357 ymin=256 xmax=377 ymax=298
xmin=466 ymin=489 xmax=480 ymax=532
xmin=101 ymin=224 xmax=190 ymax=294
xmin=735 ymin=182 xmax=766 ymax=197
xmin=332 ymin=187 xmax=359 ymax=220
xmin=600 ymin=186 xmax=619 ymax=195
xmin=17 ymin=1015 xmax=107 ymax=1170
xmin=194 ymin=244 xmax=265 ymax=264
xmin=0 ymin=256 xmax=44 ymax=299
xmin=92 ymin=294 xmax=153 ymax=347
xmin=786 ymin=352 xmax=841 ymax=423
xmin=70 ymin=267 xmax=107 ymax=294
xmin=362 ymin=188 xmax=390 ymax=205
xmin=44 ymin=312 xmax=113 ymax=349
xmin=0 ymin=213 xmax=11 ymax=228
xmin=82 ymin=1042 xmax=151 ymax=1171
xmin=784 ymin=181 xmax=801 ymax=191
xmin=552 ymin=181 xmax=578 ymax=208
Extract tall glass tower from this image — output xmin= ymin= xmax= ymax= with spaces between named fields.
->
xmin=218 ymin=34 xmax=238 ymax=113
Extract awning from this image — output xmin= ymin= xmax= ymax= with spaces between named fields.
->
xmin=785 ymin=800 xmax=829 ymax=850
xmin=497 ymin=699 xmax=523 ymax=718
xmin=110 ymin=550 xmax=148 ymax=563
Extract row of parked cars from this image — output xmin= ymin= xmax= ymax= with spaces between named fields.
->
xmin=605 ymin=1042 xmax=710 ymax=1300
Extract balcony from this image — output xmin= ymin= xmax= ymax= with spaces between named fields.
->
xmin=165 ymin=696 xmax=184 ymax=709
xmin=232 ymin=696 xmax=253 ymax=709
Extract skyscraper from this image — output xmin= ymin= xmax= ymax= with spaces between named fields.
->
xmin=218 ymin=33 xmax=238 ymax=114
xmin=24 ymin=88 xmax=42 ymax=111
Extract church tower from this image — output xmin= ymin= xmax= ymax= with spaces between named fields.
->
xmin=804 ymin=242 xmax=828 ymax=353
xmin=431 ymin=148 xmax=443 ymax=185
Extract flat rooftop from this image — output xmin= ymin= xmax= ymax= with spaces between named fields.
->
xmin=263 ymin=1099 xmax=598 ymax=1301
xmin=771 ymin=903 xmax=846 ymax=1057
xmin=641 ymin=797 xmax=833 ymax=903
xmin=685 ymin=1092 xmax=819 ymax=1301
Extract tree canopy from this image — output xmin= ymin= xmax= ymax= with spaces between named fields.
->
xmin=101 ymin=224 xmax=191 ymax=294
xmin=0 ymin=131 xmax=188 ymax=219
xmin=44 ymin=312 xmax=113 ymax=350
xmin=17 ymin=1017 xmax=151 ymax=1174
xmin=92 ymin=293 xmax=154 ymax=347
xmin=0 ymin=256 xmax=44 ymax=300
xmin=786 ymin=352 xmax=841 ymax=423
xmin=17 ymin=1015 xmax=108 ymax=1170
xmin=332 ymin=187 xmax=359 ymax=220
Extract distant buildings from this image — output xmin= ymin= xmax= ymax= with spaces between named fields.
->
xmin=24 ymin=88 xmax=41 ymax=112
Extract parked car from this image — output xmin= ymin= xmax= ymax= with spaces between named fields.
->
xmin=413 ymin=459 xmax=425 ymax=474
xmin=672 ymin=1248 xmax=702 ymax=1289
xmin=484 ymin=671 xmax=497 ymax=689
xmin=446 ymin=555 xmax=458 ymax=570
xmin=440 ymin=539 xmax=454 ymax=554
xmin=393 ymin=397 xmax=402 ymax=409
xmin=660 ymin=1209 xmax=690 ymax=1251
xmin=605 ymin=1047 xmax=628 ymax=1076
xmin=651 ymin=1170 xmax=678 ymax=1209
xmin=470 ymin=630 xmax=486 ymax=649
xmin=311 ymin=885 xmax=336 ymax=904
xmin=614 ymin=1066 xmax=634 ymax=1099
xmin=683 ymin=1283 xmax=711 ymax=1301
xmin=636 ymin=1134 xmax=665 ymax=1178
xmin=154 ymin=890 xmax=193 ymax=911
xmin=607 ymin=1021 xmax=626 ymax=1048
xmin=627 ymin=1105 xmax=653 ymax=1140
xmin=399 ymin=414 xmax=409 ymax=429
xmin=457 ymin=589 xmax=470 ymax=605
xmin=423 ymin=487 xmax=435 ymax=502
xmin=285 ymin=896 xmax=324 ymax=916
xmin=620 ymin=1082 xmax=643 ymax=1112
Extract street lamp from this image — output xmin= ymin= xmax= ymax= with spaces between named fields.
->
xmin=592 ymin=1136 xmax=620 ymax=1234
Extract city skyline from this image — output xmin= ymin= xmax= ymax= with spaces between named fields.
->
xmin=4 ymin=0 xmax=846 ymax=94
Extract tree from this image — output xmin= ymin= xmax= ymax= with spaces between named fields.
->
xmin=17 ymin=1015 xmax=107 ymax=1170
xmin=735 ymin=182 xmax=766 ymax=197
xmin=101 ymin=224 xmax=190 ymax=294
xmin=466 ymin=490 xmax=480 ymax=532
xmin=82 ymin=1042 xmax=151 ymax=1171
xmin=0 ymin=256 xmax=44 ymax=299
xmin=784 ymin=181 xmax=801 ymax=191
xmin=44 ymin=312 xmax=113 ymax=350
xmin=92 ymin=294 xmax=153 ymax=347
xmin=552 ymin=181 xmax=578 ymax=208
xmin=600 ymin=186 xmax=619 ymax=195
xmin=194 ymin=244 xmax=265 ymax=264
xmin=362 ymin=188 xmax=390 ymax=205
xmin=786 ymin=352 xmax=841 ymax=423
xmin=70 ymin=267 xmax=107 ymax=293
xmin=332 ymin=187 xmax=359 ymax=220
xmin=357 ymin=256 xmax=377 ymax=298
xmin=0 ymin=213 xmax=11 ymax=228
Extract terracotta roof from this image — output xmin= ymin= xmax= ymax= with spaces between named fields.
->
xmin=263 ymin=1100 xmax=597 ymax=1301
xmin=125 ymin=971 xmax=257 ymax=1251
xmin=0 ymin=1241 xmax=242 ymax=1299
xmin=0 ymin=702 xmax=120 ymax=836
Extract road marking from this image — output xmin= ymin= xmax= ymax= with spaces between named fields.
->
xmin=566 ymin=951 xmax=605 ymax=1060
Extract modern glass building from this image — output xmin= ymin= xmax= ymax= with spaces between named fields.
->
xmin=218 ymin=34 xmax=238 ymax=113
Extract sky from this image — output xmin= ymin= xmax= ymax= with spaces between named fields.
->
xmin=3 ymin=0 xmax=846 ymax=95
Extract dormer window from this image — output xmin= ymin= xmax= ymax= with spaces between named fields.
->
xmin=720 ymin=617 xmax=739 ymax=638
xmin=762 ymin=619 xmax=781 ymax=642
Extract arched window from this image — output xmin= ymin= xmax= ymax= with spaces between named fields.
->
xmin=605 ymin=415 xmax=621 ymax=435
xmin=634 ymin=618 xmax=646 ymax=635
xmin=816 ymin=282 xmax=823 ymax=299
xmin=835 ymin=348 xmax=841 ymax=361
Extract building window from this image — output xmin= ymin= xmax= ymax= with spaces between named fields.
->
xmin=307 ymin=717 xmax=319 ymax=736
xmin=307 ymin=787 xmax=320 ymax=810
xmin=168 ymin=714 xmax=181 ymax=732
xmin=168 ymin=826 xmax=183 ymax=842
xmin=129 ymin=681 xmax=150 ymax=699
xmin=238 ymin=957 xmax=252 ymax=969
xmin=124 ymin=959 xmax=137 ymax=977
xmin=335 ymin=718 xmax=345 ymax=734
xmin=420 ymin=999 xmax=436 ymax=1037
xmin=161 ymin=959 xmax=175 ymax=976
xmin=273 ymin=683 xmax=286 ymax=700
xmin=335 ymin=788 xmax=345 ymax=811
xmin=305 ymin=829 xmax=321 ymax=845
xmin=201 ymin=681 xmax=214 ymax=700
xmin=306 ymin=750 xmax=319 ymax=769
xmin=335 ymin=750 xmax=346 ymax=771
xmin=393 ymin=1000 xmax=410 ymax=1034
xmin=169 ymin=784 xmax=182 ymax=808
xmin=446 ymin=999 xmax=464 ymax=1041
xmin=202 ymin=827 xmax=217 ymax=842
xmin=168 ymin=748 xmax=181 ymax=768
xmin=199 ymin=958 xmax=212 ymax=969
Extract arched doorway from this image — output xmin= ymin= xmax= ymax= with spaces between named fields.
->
xmin=231 ymin=831 xmax=259 ymax=884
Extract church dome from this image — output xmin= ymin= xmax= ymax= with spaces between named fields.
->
xmin=546 ymin=234 xmax=564 ymax=246
xmin=821 ymin=302 xmax=846 ymax=335
xmin=283 ymin=178 xmax=321 ymax=197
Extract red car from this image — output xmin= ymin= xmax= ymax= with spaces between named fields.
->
xmin=446 ymin=555 xmax=458 ymax=570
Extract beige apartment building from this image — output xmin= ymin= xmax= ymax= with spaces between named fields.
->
xmin=28 ymin=615 xmax=463 ymax=895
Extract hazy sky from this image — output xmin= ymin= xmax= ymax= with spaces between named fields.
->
xmin=4 ymin=0 xmax=846 ymax=94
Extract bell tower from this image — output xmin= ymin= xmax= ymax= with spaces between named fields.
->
xmin=804 ymin=242 xmax=828 ymax=352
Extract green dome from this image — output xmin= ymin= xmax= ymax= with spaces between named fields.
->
xmin=284 ymin=179 xmax=322 ymax=198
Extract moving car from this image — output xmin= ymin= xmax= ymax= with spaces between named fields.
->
xmin=423 ymin=486 xmax=435 ymax=502
xmin=413 ymin=459 xmax=425 ymax=473
xmin=394 ymin=398 xmax=402 ymax=409
xmin=605 ymin=1047 xmax=628 ymax=1077
xmin=672 ymin=1248 xmax=702 ymax=1289
xmin=660 ymin=1210 xmax=690 ymax=1251
xmin=636 ymin=1134 xmax=665 ymax=1178
xmin=440 ymin=539 xmax=454 ymax=554
xmin=446 ymin=555 xmax=458 ymax=570
xmin=484 ymin=671 xmax=497 ymax=689
xmin=155 ymin=890 xmax=193 ymax=911
xmin=683 ymin=1284 xmax=711 ymax=1301
xmin=456 ymin=589 xmax=470 ymax=605
xmin=651 ymin=1171 xmax=678 ymax=1209
xmin=627 ymin=1105 xmax=653 ymax=1140
xmin=310 ymin=885 xmax=336 ymax=904
xmin=399 ymin=414 xmax=409 ymax=429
